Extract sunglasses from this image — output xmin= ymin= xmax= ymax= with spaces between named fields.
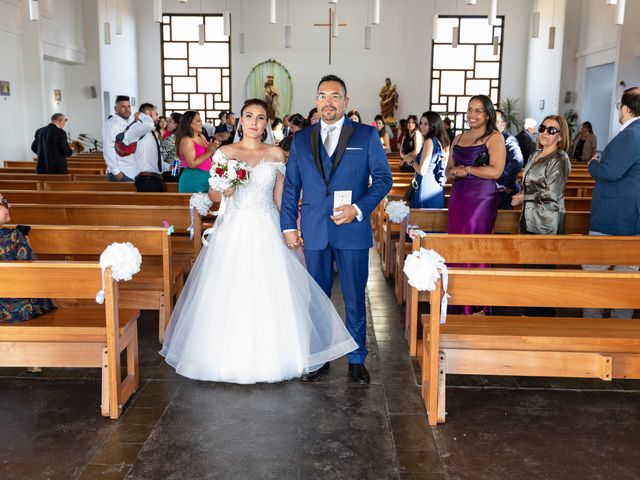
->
xmin=0 ymin=197 xmax=8 ymax=209
xmin=538 ymin=124 xmax=560 ymax=135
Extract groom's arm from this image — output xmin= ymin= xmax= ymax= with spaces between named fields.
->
xmin=280 ymin=135 xmax=303 ymax=232
xmin=354 ymin=128 xmax=393 ymax=218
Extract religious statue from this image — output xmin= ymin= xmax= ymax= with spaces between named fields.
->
xmin=379 ymin=77 xmax=398 ymax=120
xmin=263 ymin=75 xmax=280 ymax=120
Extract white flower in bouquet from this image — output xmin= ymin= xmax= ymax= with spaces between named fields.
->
xmin=226 ymin=164 xmax=238 ymax=181
xmin=385 ymin=200 xmax=410 ymax=224
xmin=403 ymin=248 xmax=446 ymax=292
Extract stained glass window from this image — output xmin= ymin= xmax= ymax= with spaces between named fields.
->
xmin=430 ymin=16 xmax=504 ymax=134
xmin=161 ymin=14 xmax=231 ymax=125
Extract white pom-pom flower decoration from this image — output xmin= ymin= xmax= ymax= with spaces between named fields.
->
xmin=385 ymin=200 xmax=410 ymax=224
xmin=189 ymin=192 xmax=213 ymax=216
xmin=403 ymin=248 xmax=449 ymax=323
xmin=95 ymin=242 xmax=142 ymax=304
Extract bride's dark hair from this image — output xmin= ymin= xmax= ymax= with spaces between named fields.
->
xmin=237 ymin=98 xmax=270 ymax=141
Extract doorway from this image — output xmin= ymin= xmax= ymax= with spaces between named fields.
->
xmin=583 ymin=63 xmax=614 ymax=148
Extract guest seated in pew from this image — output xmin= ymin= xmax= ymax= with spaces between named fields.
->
xmin=399 ymin=115 xmax=423 ymax=173
xmin=0 ymin=194 xmax=55 ymax=323
xmin=411 ymin=111 xmax=449 ymax=209
xmin=511 ymin=115 xmax=570 ymax=317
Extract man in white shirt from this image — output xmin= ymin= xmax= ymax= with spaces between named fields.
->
xmin=102 ymin=95 xmax=137 ymax=181
xmin=124 ymin=103 xmax=164 ymax=192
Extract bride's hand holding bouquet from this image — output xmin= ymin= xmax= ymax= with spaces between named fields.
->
xmin=209 ymin=151 xmax=251 ymax=198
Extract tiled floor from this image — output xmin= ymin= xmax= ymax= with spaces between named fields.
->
xmin=1 ymin=251 xmax=639 ymax=479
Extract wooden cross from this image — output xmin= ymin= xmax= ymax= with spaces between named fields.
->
xmin=313 ymin=7 xmax=347 ymax=65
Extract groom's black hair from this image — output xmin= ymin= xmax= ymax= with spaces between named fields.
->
xmin=317 ymin=75 xmax=347 ymax=97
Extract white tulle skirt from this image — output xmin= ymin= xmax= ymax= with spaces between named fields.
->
xmin=160 ymin=204 xmax=357 ymax=384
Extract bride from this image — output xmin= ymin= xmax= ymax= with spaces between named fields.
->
xmin=160 ymin=99 xmax=357 ymax=383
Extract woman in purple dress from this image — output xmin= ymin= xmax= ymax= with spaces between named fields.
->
xmin=446 ymin=95 xmax=506 ymax=234
xmin=445 ymin=95 xmax=506 ymax=314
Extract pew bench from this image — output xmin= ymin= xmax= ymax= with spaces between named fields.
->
xmin=421 ymin=268 xmax=640 ymax=425
xmin=0 ymin=262 xmax=140 ymax=419
xmin=20 ymin=225 xmax=182 ymax=342
xmin=404 ymin=232 xmax=640 ymax=356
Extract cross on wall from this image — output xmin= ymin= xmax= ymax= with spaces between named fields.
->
xmin=313 ymin=7 xmax=347 ymax=65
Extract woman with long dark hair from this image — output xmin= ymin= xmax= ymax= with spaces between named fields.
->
xmin=374 ymin=114 xmax=391 ymax=153
xmin=570 ymin=121 xmax=597 ymax=161
xmin=399 ymin=115 xmax=423 ymax=172
xmin=446 ymin=95 xmax=506 ymax=234
xmin=411 ymin=112 xmax=449 ymax=208
xmin=175 ymin=110 xmax=219 ymax=193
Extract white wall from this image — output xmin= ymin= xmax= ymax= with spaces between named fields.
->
xmin=135 ymin=0 xmax=530 ymax=124
xmin=524 ymin=0 xmax=567 ymax=122
xmin=0 ymin=0 xmax=29 ymax=161
xmin=98 ymin=0 xmax=139 ymax=119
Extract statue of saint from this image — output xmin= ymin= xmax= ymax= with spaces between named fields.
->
xmin=379 ymin=77 xmax=398 ymax=119
xmin=263 ymin=76 xmax=280 ymax=119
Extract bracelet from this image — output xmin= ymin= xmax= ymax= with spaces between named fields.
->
xmin=464 ymin=166 xmax=470 ymax=176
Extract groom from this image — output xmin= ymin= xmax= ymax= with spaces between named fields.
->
xmin=281 ymin=74 xmax=393 ymax=384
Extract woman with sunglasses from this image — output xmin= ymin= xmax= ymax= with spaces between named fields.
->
xmin=511 ymin=116 xmax=571 ymax=234
xmin=0 ymin=193 xmax=56 ymax=323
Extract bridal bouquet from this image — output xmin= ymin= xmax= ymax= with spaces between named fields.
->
xmin=209 ymin=152 xmax=251 ymax=192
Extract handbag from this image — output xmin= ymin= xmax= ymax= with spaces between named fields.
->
xmin=402 ymin=177 xmax=419 ymax=202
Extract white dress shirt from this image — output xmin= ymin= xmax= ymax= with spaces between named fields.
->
xmin=102 ymin=114 xmax=137 ymax=178
xmin=319 ymin=116 xmax=362 ymax=222
xmin=620 ymin=115 xmax=639 ymax=132
xmin=124 ymin=112 xmax=161 ymax=176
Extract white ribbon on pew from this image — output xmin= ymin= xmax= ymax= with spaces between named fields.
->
xmin=202 ymin=196 xmax=230 ymax=247
xmin=95 ymin=242 xmax=142 ymax=304
xmin=403 ymin=248 xmax=449 ymax=324
xmin=385 ymin=200 xmax=410 ymax=224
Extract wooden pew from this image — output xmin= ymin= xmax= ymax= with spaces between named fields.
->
xmin=43 ymin=181 xmax=180 ymax=192
xmin=0 ymin=180 xmax=40 ymax=191
xmin=393 ymin=209 xmax=592 ymax=306
xmin=3 ymin=190 xmax=192 ymax=207
xmin=7 ymin=204 xmax=202 ymax=263
xmin=0 ymin=173 xmax=73 ymax=182
xmin=22 ymin=225 xmax=181 ymax=342
xmin=0 ymin=167 xmax=104 ymax=175
xmin=405 ymin=233 xmax=640 ymax=357
xmin=0 ymin=262 xmax=139 ymax=419
xmin=422 ymin=268 xmax=640 ymax=425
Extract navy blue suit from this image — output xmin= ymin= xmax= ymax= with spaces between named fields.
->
xmin=281 ymin=117 xmax=393 ymax=363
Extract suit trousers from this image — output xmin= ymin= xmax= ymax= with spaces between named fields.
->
xmin=304 ymin=246 xmax=369 ymax=364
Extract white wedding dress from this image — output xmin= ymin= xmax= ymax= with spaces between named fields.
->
xmin=160 ymin=156 xmax=357 ymax=383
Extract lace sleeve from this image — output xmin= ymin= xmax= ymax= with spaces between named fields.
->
xmin=274 ymin=162 xmax=286 ymax=176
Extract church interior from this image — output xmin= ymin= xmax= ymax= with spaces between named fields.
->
xmin=1 ymin=0 xmax=640 ymax=478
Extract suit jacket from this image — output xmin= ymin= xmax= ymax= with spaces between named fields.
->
xmin=281 ymin=116 xmax=393 ymax=250
xmin=589 ymin=118 xmax=640 ymax=235
xmin=516 ymin=130 xmax=537 ymax=166
xmin=520 ymin=149 xmax=570 ymax=234
xmin=498 ymin=130 xmax=524 ymax=191
xmin=31 ymin=123 xmax=72 ymax=174
xmin=214 ymin=123 xmax=235 ymax=145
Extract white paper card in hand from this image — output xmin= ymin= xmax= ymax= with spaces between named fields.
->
xmin=333 ymin=190 xmax=352 ymax=216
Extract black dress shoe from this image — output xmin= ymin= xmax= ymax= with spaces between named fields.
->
xmin=300 ymin=362 xmax=330 ymax=382
xmin=348 ymin=363 xmax=370 ymax=384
